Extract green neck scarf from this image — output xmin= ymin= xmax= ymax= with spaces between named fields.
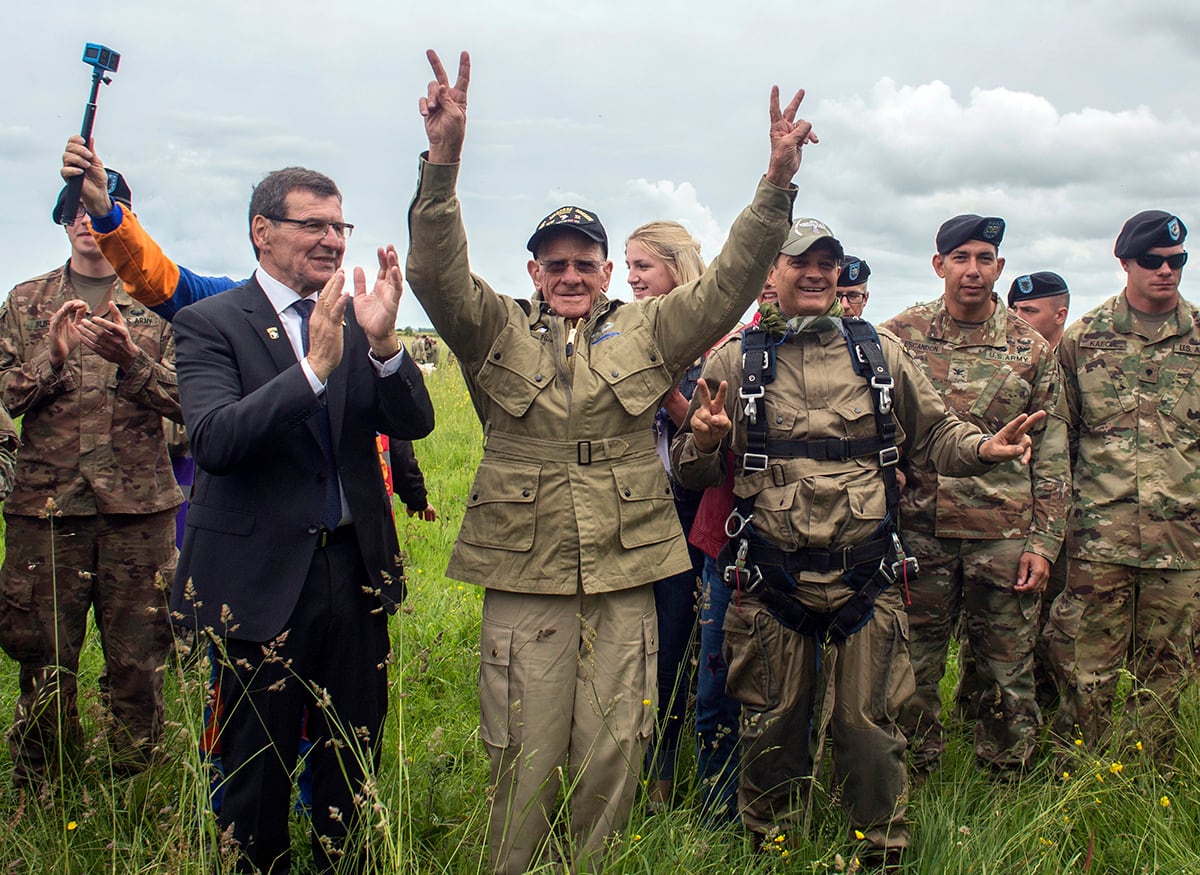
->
xmin=757 ymin=300 xmax=844 ymax=339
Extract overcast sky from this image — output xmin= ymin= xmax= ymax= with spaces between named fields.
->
xmin=4 ymin=0 xmax=1199 ymax=328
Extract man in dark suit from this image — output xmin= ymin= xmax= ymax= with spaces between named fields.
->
xmin=168 ymin=167 xmax=434 ymax=873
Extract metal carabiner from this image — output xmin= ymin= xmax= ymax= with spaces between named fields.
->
xmin=725 ymin=508 xmax=752 ymax=539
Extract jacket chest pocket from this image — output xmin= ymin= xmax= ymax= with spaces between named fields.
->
xmin=966 ymin=363 xmax=1034 ymax=427
xmin=1076 ymin=352 xmax=1136 ymax=429
xmin=476 ymin=322 xmax=556 ymax=418
xmin=592 ymin=325 xmax=672 ymax=416
xmin=1159 ymin=353 xmax=1200 ymax=443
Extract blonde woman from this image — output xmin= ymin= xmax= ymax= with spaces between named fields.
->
xmin=624 ymin=221 xmax=708 ymax=807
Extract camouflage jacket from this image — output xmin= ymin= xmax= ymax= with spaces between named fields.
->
xmin=1059 ymin=292 xmax=1200 ymax=569
xmin=0 ymin=263 xmax=183 ymax=517
xmin=882 ymin=295 xmax=1069 ymax=559
xmin=671 ymin=319 xmax=992 ymax=593
xmin=405 ymin=158 xmax=794 ymax=595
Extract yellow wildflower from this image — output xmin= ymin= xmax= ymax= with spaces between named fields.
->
xmin=1136 ymin=741 xmax=1144 ymax=751
xmin=1109 ymin=761 xmax=1123 ymax=774
xmin=1074 ymin=738 xmax=1083 ymax=746
xmin=66 ymin=821 xmax=78 ymax=831
xmin=642 ymin=698 xmax=652 ymax=707
xmin=1061 ymin=771 xmax=1071 ymax=780
xmin=1160 ymin=796 xmax=1171 ymax=808
xmin=854 ymin=829 xmax=866 ymax=840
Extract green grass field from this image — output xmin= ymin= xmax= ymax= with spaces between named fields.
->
xmin=2 ymin=363 xmax=1199 ymax=873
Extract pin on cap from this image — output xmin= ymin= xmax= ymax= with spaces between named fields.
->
xmin=526 ymin=206 xmax=608 ymax=256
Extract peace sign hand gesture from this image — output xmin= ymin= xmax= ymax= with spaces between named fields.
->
xmin=765 ymin=86 xmax=819 ymax=188
xmin=420 ymin=50 xmax=471 ymax=164
xmin=690 ymin=379 xmax=732 ymax=454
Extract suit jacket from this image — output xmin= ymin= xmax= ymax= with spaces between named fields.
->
xmin=387 ymin=439 xmax=428 ymax=512
xmin=170 ymin=277 xmax=434 ymax=642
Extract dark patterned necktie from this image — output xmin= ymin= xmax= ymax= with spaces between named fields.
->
xmin=291 ymin=298 xmax=343 ymax=530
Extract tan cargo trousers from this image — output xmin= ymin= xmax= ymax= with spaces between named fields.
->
xmin=480 ymin=584 xmax=657 ymax=875
xmin=723 ymin=585 xmax=913 ymax=854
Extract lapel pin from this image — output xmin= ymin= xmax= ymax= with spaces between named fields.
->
xmin=266 ymin=327 xmax=280 ymax=340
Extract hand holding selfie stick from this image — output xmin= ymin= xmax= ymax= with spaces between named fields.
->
xmin=58 ymin=43 xmax=120 ymax=225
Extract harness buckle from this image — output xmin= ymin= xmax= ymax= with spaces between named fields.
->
xmin=878 ymin=446 xmax=900 ymax=467
xmin=739 ymin=383 xmax=764 ymax=424
xmin=889 ymin=532 xmax=919 ymax=579
xmin=742 ymin=452 xmax=768 ymax=472
xmin=870 ymin=374 xmax=894 ymax=414
xmin=723 ymin=537 xmax=749 ymax=582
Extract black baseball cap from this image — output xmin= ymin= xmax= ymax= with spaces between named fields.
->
xmin=936 ymin=214 xmax=1005 ymax=255
xmin=526 ymin=206 xmax=608 ymax=257
xmin=1114 ymin=210 xmax=1187 ymax=259
xmin=1008 ymin=271 xmax=1068 ymax=308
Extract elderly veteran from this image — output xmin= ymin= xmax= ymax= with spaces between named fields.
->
xmin=405 ymin=49 xmax=817 ymax=875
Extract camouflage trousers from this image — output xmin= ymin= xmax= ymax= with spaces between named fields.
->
xmin=723 ymin=585 xmax=913 ymax=854
xmin=955 ymin=551 xmax=1068 ymax=718
xmin=898 ymin=534 xmax=1041 ymax=772
xmin=0 ymin=510 xmax=176 ymax=785
xmin=1045 ymin=559 xmax=1200 ymax=761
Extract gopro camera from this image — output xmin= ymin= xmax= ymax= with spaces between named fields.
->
xmin=83 ymin=43 xmax=120 ymax=74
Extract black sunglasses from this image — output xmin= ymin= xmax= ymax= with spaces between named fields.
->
xmin=1134 ymin=251 xmax=1188 ymax=271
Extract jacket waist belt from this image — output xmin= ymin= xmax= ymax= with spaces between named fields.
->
xmin=483 ymin=429 xmax=656 ymax=465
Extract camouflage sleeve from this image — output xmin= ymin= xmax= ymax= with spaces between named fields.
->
xmin=670 ymin=341 xmax=737 ymax=491
xmin=0 ymin=402 xmax=17 ymax=502
xmin=1057 ymin=331 xmax=1082 ymax=466
xmin=114 ymin=321 xmax=182 ymax=423
xmin=884 ymin=334 xmax=990 ymax=477
xmin=1022 ymin=351 xmax=1070 ymax=560
xmin=0 ymin=293 xmax=79 ymax=417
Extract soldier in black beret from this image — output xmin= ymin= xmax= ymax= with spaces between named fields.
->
xmin=1045 ymin=211 xmax=1196 ymax=763
xmin=52 ymin=168 xmax=131 ymax=225
xmin=837 ymin=254 xmax=871 ymax=317
xmin=1007 ymin=271 xmax=1070 ymax=349
xmin=935 ymin=214 xmax=1005 ymax=256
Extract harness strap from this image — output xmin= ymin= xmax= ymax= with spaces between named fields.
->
xmin=841 ymin=317 xmax=901 ymax=513
xmin=746 ymin=537 xmax=889 ymax=575
xmin=757 ymin=434 xmax=897 ymax=465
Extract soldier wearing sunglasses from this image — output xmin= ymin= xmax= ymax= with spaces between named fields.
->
xmin=1045 ymin=210 xmax=1197 ymax=763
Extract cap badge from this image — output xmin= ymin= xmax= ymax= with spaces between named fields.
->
xmin=1017 ymin=275 xmax=1033 ymax=295
xmin=848 ymin=262 xmax=860 ymax=282
xmin=1168 ymin=217 xmax=1182 ymax=241
xmin=982 ymin=220 xmax=1004 ymax=240
xmin=792 ymin=218 xmax=829 ymax=235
